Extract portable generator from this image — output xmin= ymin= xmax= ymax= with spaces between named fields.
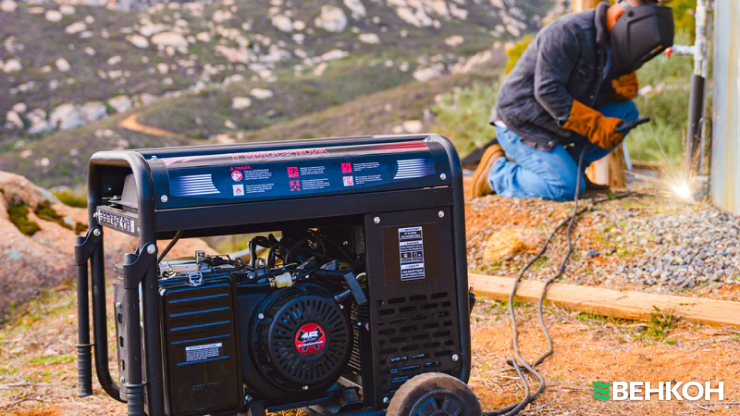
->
xmin=75 ymin=134 xmax=481 ymax=416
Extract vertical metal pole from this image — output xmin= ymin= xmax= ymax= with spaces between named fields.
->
xmin=75 ymin=235 xmax=93 ymax=397
xmin=686 ymin=0 xmax=712 ymax=174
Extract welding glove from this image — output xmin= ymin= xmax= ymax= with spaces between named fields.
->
xmin=563 ymin=100 xmax=624 ymax=150
xmin=610 ymin=72 xmax=639 ymax=101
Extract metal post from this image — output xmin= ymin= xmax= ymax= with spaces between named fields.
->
xmin=686 ymin=0 xmax=713 ymax=174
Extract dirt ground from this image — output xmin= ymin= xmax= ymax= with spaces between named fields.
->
xmin=2 ymin=286 xmax=740 ymax=416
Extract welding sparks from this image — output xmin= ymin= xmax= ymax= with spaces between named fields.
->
xmin=670 ymin=181 xmax=693 ymax=200
xmin=664 ymin=173 xmax=697 ymax=201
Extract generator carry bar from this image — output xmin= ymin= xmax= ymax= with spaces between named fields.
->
xmin=76 ymin=134 xmax=473 ymax=416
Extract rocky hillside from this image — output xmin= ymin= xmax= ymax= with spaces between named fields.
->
xmin=0 ymin=0 xmax=561 ymax=187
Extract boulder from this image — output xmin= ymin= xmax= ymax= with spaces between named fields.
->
xmin=4 ymin=111 xmax=23 ymax=129
xmin=402 ymin=119 xmax=423 ymax=134
xmin=0 ymin=171 xmax=215 ymax=317
xmin=483 ymin=228 xmax=545 ymax=263
xmin=232 ymin=96 xmax=252 ymax=110
xmin=212 ymin=9 xmax=233 ymax=23
xmin=444 ymin=35 xmax=464 ymax=46
xmin=313 ymin=62 xmax=327 ymax=76
xmin=413 ymin=66 xmax=443 ymax=82
xmin=59 ymin=5 xmax=75 ymax=15
xmin=396 ymin=7 xmax=432 ymax=27
xmin=358 ymin=33 xmax=380 ymax=44
xmin=151 ymin=31 xmax=188 ymax=49
xmin=271 ymin=14 xmax=293 ymax=32
xmin=0 ymin=0 xmax=17 ymax=13
xmin=2 ymin=58 xmax=21 ymax=73
xmin=55 ymin=58 xmax=71 ymax=72
xmin=45 ymin=9 xmax=63 ymax=22
xmin=314 ymin=5 xmax=347 ymax=33
xmin=195 ymin=31 xmax=211 ymax=42
xmin=127 ymin=34 xmax=149 ymax=48
xmin=107 ymin=95 xmax=133 ymax=113
xmin=292 ymin=20 xmax=306 ymax=31
xmin=49 ymin=103 xmax=85 ymax=130
xmin=321 ymin=49 xmax=348 ymax=61
xmin=80 ymin=101 xmax=107 ymax=122
xmin=250 ymin=88 xmax=273 ymax=100
xmin=344 ymin=0 xmax=366 ymax=19
xmin=27 ymin=109 xmax=49 ymax=134
xmin=450 ymin=4 xmax=468 ymax=20
xmin=65 ymin=21 xmax=86 ymax=34
xmin=138 ymin=93 xmax=159 ymax=106
xmin=107 ymin=55 xmax=122 ymax=66
xmin=12 ymin=102 xmax=27 ymax=113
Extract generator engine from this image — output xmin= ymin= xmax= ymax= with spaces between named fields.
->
xmin=78 ymin=134 xmax=474 ymax=416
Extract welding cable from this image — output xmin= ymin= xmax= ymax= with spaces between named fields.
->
xmin=483 ymin=146 xmax=639 ymax=416
xmin=157 ymin=230 xmax=182 ymax=263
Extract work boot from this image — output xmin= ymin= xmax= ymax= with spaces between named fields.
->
xmin=470 ymin=143 xmax=505 ymax=198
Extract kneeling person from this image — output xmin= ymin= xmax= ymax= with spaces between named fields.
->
xmin=472 ymin=0 xmax=673 ymax=201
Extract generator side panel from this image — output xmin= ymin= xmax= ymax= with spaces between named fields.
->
xmin=159 ymin=277 xmax=243 ymax=416
xmin=363 ymin=208 xmax=462 ymax=409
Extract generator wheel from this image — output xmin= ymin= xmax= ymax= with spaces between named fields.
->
xmin=386 ymin=373 xmax=482 ymax=416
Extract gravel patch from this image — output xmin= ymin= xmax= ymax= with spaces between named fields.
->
xmin=466 ymin=193 xmax=740 ymax=298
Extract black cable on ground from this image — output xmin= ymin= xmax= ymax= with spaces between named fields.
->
xmin=483 ymin=146 xmax=638 ymax=416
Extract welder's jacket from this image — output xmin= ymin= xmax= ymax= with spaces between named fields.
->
xmin=492 ymin=3 xmax=615 ymax=151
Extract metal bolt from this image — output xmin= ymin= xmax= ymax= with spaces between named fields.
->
xmin=302 ymin=385 xmax=309 ymax=390
xmin=451 ymin=354 xmax=459 ymax=362
xmin=383 ymin=397 xmax=390 ymax=404
xmin=258 ymin=313 xmax=265 ymax=320
xmin=373 ymin=216 xmax=381 ymax=224
xmin=339 ymin=304 xmax=344 ymax=310
xmin=115 ymin=302 xmax=121 ymax=309
xmin=93 ymin=228 xmax=101 ymax=237
xmin=438 ymin=210 xmax=444 ymax=218
xmin=120 ymin=376 xmax=125 ymax=384
xmin=160 ymin=195 xmax=169 ymax=203
xmin=146 ymin=244 xmax=157 ymax=254
xmin=440 ymin=173 xmax=447 ymax=181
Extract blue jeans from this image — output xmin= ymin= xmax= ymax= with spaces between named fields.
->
xmin=488 ymin=100 xmax=639 ymax=201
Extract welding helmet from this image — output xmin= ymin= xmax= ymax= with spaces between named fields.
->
xmin=610 ymin=4 xmax=674 ymax=77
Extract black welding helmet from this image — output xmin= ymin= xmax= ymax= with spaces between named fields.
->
xmin=610 ymin=4 xmax=674 ymax=77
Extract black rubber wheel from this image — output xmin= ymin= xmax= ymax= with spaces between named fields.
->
xmin=387 ymin=373 xmax=482 ymax=416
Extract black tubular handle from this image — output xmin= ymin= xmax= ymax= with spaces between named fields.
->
xmin=616 ymin=116 xmax=651 ymax=133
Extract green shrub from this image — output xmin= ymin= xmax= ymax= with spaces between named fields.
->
xmin=431 ymin=80 xmax=502 ymax=158
xmin=505 ymin=35 xmax=534 ymax=74
xmin=628 ymin=28 xmax=695 ymax=165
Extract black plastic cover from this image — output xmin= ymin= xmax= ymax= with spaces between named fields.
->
xmin=159 ymin=275 xmax=242 ymax=416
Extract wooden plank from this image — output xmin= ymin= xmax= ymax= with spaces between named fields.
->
xmin=469 ymin=273 xmax=740 ymax=328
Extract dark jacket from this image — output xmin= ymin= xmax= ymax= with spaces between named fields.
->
xmin=492 ymin=3 xmax=614 ymax=151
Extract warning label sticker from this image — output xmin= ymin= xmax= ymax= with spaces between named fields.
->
xmin=185 ymin=342 xmax=222 ymax=362
xmin=398 ymin=226 xmax=425 ymax=281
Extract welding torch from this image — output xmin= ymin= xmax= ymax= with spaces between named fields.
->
xmin=616 ymin=116 xmax=651 ymax=134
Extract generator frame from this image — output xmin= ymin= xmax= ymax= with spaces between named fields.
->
xmin=75 ymin=134 xmax=471 ymax=416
